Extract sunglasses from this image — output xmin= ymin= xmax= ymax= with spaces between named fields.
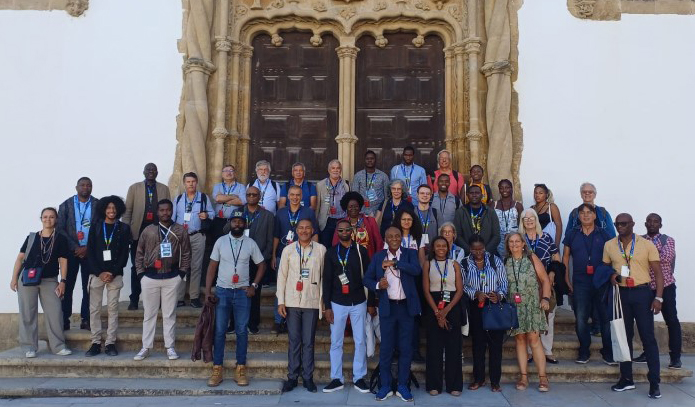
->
xmin=614 ymin=221 xmax=631 ymax=227
xmin=336 ymin=228 xmax=353 ymax=233
xmin=246 ymin=193 xmax=259 ymax=196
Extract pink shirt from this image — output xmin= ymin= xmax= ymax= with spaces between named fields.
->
xmin=429 ymin=170 xmax=464 ymax=196
xmin=379 ymin=248 xmax=406 ymax=300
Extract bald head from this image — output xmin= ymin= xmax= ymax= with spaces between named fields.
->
xmin=385 ymin=227 xmax=403 ymax=251
xmin=614 ymin=213 xmax=635 ymax=237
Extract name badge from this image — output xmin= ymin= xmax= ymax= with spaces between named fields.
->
xmin=421 ymin=234 xmax=429 ymax=245
xmin=77 ymin=231 xmax=85 ymax=240
xmin=160 ymin=243 xmax=172 ymax=258
xmin=620 ymin=265 xmax=630 ymax=277
xmin=330 ymin=206 xmax=337 ymax=215
xmin=244 ymin=229 xmax=250 ymax=237
xmin=146 ymin=212 xmax=154 ymax=221
xmin=366 ymin=189 xmax=377 ymax=201
xmin=300 ymin=268 xmax=310 ymax=279
xmin=232 ymin=274 xmax=239 ymax=284
xmin=324 ymin=196 xmax=331 ymax=204
xmin=443 ymin=291 xmax=451 ymax=303
xmin=338 ymin=273 xmax=349 ymax=285
xmin=514 ymin=293 xmax=522 ymax=304
xmin=286 ymin=230 xmax=294 ymax=243
xmin=102 ymin=250 xmax=112 ymax=261
xmin=82 ymin=219 xmax=91 ymax=228
xmin=183 ymin=212 xmax=192 ymax=222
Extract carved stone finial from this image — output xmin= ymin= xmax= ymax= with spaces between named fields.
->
xmin=271 ymin=34 xmax=284 ymax=47
xmin=183 ymin=58 xmax=216 ymax=76
xmin=65 ymin=0 xmax=88 ymax=17
xmin=412 ymin=35 xmax=425 ymax=48
xmin=375 ymin=35 xmax=388 ymax=48
xmin=310 ymin=34 xmax=323 ymax=47
xmin=574 ymin=0 xmax=597 ymax=18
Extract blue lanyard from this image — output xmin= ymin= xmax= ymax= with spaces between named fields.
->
xmin=417 ymin=208 xmax=431 ymax=229
xmin=229 ymin=237 xmax=244 ymax=274
xmin=244 ymin=208 xmax=260 ymax=226
xmin=366 ymin=172 xmax=377 ymax=190
xmin=296 ymin=243 xmax=313 ymax=268
xmin=391 ymin=200 xmax=401 ymax=216
xmin=328 ymin=179 xmax=342 ymax=205
xmin=222 ymin=182 xmax=238 ymax=195
xmin=618 ymin=234 xmax=636 ymax=266
xmin=525 ymin=234 xmax=539 ymax=253
xmin=185 ymin=192 xmax=198 ymax=213
xmin=337 ymin=244 xmax=351 ymax=271
xmin=103 ymin=221 xmax=117 ymax=248
xmin=434 ymin=259 xmax=449 ymax=292
xmin=74 ymin=196 xmax=91 ymax=225
xmin=470 ymin=205 xmax=484 ymax=218
xmin=255 ymin=180 xmax=270 ymax=204
xmin=288 ymin=207 xmax=301 ymax=228
xmin=400 ymin=164 xmax=414 ymax=183
xmin=145 ymin=182 xmax=155 ymax=204
xmin=402 ymin=235 xmax=411 ymax=249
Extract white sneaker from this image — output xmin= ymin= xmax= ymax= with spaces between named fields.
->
xmin=55 ymin=348 xmax=72 ymax=356
xmin=166 ymin=347 xmax=179 ymax=360
xmin=25 ymin=350 xmax=36 ymax=358
xmin=134 ymin=348 xmax=150 ymax=361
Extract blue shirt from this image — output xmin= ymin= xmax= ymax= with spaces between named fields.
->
xmin=280 ymin=180 xmax=316 ymax=208
xmin=172 ymin=192 xmax=215 ymax=233
xmin=273 ymin=206 xmax=319 ymax=258
xmin=463 ymin=252 xmax=508 ymax=299
xmin=525 ymin=232 xmax=558 ymax=269
xmin=212 ymin=182 xmax=246 ymax=219
xmin=390 ymin=163 xmax=427 ymax=198
xmin=73 ymin=195 xmax=92 ymax=246
xmin=563 ymin=228 xmax=611 ymax=284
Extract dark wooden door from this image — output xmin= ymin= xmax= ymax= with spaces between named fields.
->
xmin=355 ymin=34 xmax=445 ymax=176
xmin=249 ymin=32 xmax=339 ymax=182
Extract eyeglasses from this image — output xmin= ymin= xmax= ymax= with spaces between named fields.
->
xmin=222 ymin=169 xmax=235 ymax=173
xmin=522 ymin=217 xmax=535 ymax=222
xmin=336 ymin=228 xmax=353 ymax=233
xmin=246 ymin=193 xmax=259 ymax=197
xmin=614 ymin=221 xmax=630 ymax=227
xmin=581 ymin=190 xmax=595 ymax=195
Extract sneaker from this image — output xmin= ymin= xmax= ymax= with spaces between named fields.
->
xmin=166 ymin=347 xmax=179 ymax=360
xmin=134 ymin=348 xmax=150 ymax=361
xmin=271 ymin=323 xmax=281 ymax=334
xmin=190 ymin=298 xmax=203 ymax=308
xmin=375 ymin=386 xmax=393 ymax=401
xmin=25 ymin=350 xmax=36 ymax=358
xmin=648 ymin=384 xmax=662 ymax=399
xmin=56 ymin=348 xmax=72 ymax=356
xmin=575 ymin=355 xmax=590 ymax=364
xmin=603 ymin=357 xmax=618 ymax=366
xmin=633 ymin=353 xmax=647 ymax=363
xmin=128 ymin=301 xmax=138 ymax=310
xmin=282 ymin=378 xmax=298 ymax=393
xmin=248 ymin=326 xmax=259 ymax=335
xmin=353 ymin=378 xmax=370 ymax=393
xmin=304 ymin=378 xmax=317 ymax=393
xmin=396 ymin=384 xmax=414 ymax=402
xmin=85 ymin=343 xmax=101 ymax=357
xmin=323 ymin=379 xmax=344 ymax=393
xmin=226 ymin=326 xmax=236 ymax=335
xmin=105 ymin=344 xmax=118 ymax=356
xmin=177 ymin=301 xmax=186 ymax=307
xmin=669 ymin=358 xmax=682 ymax=370
xmin=611 ymin=378 xmax=635 ymax=392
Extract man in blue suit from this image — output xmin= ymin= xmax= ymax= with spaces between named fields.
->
xmin=364 ymin=226 xmax=422 ymax=402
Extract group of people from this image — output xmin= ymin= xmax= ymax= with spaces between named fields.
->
xmin=10 ymin=147 xmax=681 ymax=401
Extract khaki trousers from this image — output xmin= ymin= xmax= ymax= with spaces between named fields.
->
xmin=88 ymin=274 xmax=123 ymax=345
xmin=142 ymin=275 xmax=181 ymax=349
xmin=18 ymin=277 xmax=67 ymax=353
xmin=178 ymin=232 xmax=205 ymax=301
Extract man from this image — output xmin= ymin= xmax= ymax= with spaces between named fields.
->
xmin=316 ymin=159 xmax=350 ymax=248
xmin=363 ymin=227 xmax=422 ymax=402
xmin=224 ymin=186 xmax=274 ymax=335
xmin=351 ymin=150 xmax=389 ymax=217
xmin=428 ymin=149 xmax=464 ymax=197
xmin=634 ymin=213 xmax=681 ymax=369
xmin=562 ymin=204 xmax=614 ymax=365
xmin=279 ymin=162 xmax=316 ymax=210
xmin=248 ymin=160 xmax=281 ymax=215
xmin=205 ymin=210 xmax=266 ymax=387
xmin=604 ymin=213 xmax=663 ymax=399
xmin=134 ymin=199 xmax=191 ymax=361
xmin=123 ymin=163 xmax=171 ymax=310
xmin=322 ymin=219 xmax=373 ymax=394
xmin=390 ymin=146 xmax=427 ymax=201
xmin=453 ymin=185 xmax=501 ymax=255
xmin=565 ymin=182 xmax=616 ymax=237
xmin=431 ymin=173 xmax=461 ymax=225
xmin=271 ymin=185 xmax=319 ymax=334
xmin=277 ymin=219 xmax=326 ymax=393
xmin=57 ymin=177 xmax=99 ymax=330
xmin=212 ymin=164 xmax=246 ymax=237
xmin=415 ymin=184 xmax=439 ymax=246
xmin=172 ymin=172 xmax=214 ymax=308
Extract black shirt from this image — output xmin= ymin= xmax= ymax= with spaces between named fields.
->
xmin=20 ymin=232 xmax=69 ymax=279
xmin=322 ymin=242 xmax=375 ymax=309
xmin=86 ymin=220 xmax=132 ymax=276
xmin=141 ymin=182 xmax=159 ymax=233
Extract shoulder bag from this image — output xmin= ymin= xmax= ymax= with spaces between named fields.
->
xmin=21 ymin=232 xmax=43 ymax=286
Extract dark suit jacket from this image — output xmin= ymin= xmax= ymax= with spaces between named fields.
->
xmin=57 ymin=195 xmax=99 ymax=251
xmin=454 ymin=204 xmax=501 ymax=255
xmin=363 ymin=248 xmax=422 ymax=317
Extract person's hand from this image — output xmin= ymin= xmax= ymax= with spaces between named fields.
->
xmin=548 ymin=272 xmax=556 ymax=287
xmin=652 ymin=299 xmax=662 ymax=315
xmin=75 ymin=247 xmax=87 ymax=258
xmin=567 ymin=281 xmax=574 ymax=294
xmin=367 ymin=306 xmax=377 ymax=317
xmin=324 ymin=309 xmax=334 ymax=324
xmin=488 ymin=292 xmax=499 ymax=304
xmin=378 ymin=277 xmax=389 ymax=289
xmin=540 ymin=298 xmax=550 ymax=311
xmin=10 ymin=278 xmax=18 ymax=292
xmin=271 ymin=256 xmax=277 ymax=271
xmin=55 ymin=282 xmax=66 ymax=298
xmin=199 ymin=212 xmax=208 ymax=220
xmin=439 ymin=307 xmax=449 ymax=319
xmin=610 ymin=273 xmax=619 ymax=286
xmin=99 ymin=272 xmax=112 ymax=283
xmin=246 ymin=285 xmax=256 ymax=298
xmin=382 ymin=259 xmax=395 ymax=270
xmin=278 ymin=304 xmax=287 ymax=318
xmin=205 ymin=290 xmax=215 ymax=303
xmin=476 ymin=291 xmax=487 ymax=303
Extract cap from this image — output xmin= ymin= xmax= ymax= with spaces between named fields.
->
xmin=229 ymin=210 xmax=245 ymax=221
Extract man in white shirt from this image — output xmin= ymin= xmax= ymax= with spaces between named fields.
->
xmin=247 ymin=160 xmax=281 ymax=215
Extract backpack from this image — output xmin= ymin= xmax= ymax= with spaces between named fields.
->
xmin=368 ymin=362 xmax=420 ymax=394
xmin=176 ymin=193 xmax=212 ymax=233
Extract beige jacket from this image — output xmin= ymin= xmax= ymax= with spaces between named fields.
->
xmin=122 ymin=181 xmax=171 ymax=240
xmin=276 ymin=241 xmax=326 ymax=317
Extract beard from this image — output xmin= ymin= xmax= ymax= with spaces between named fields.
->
xmin=231 ymin=227 xmax=245 ymax=237
xmin=339 ymin=234 xmax=352 ymax=242
xmin=257 ymin=174 xmax=268 ymax=182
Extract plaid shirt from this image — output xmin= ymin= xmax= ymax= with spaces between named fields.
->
xmin=642 ymin=233 xmax=676 ymax=289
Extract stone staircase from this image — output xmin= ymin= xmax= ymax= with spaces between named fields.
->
xmin=0 ymin=287 xmax=690 ymax=388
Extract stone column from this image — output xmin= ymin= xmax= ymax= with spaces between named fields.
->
xmin=211 ymin=35 xmax=231 ymax=188
xmin=226 ymin=41 xmax=245 ymax=169
xmin=237 ymin=45 xmax=254 ymax=184
xmin=464 ymin=37 xmax=483 ymax=167
xmin=335 ymin=45 xmax=359 ymax=180
xmin=454 ymin=44 xmax=467 ymax=172
xmin=444 ymin=46 xmax=455 ymax=163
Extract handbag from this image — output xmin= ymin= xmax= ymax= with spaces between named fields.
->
xmin=199 ymin=194 xmax=213 ymax=233
xmin=21 ymin=232 xmax=42 ymax=286
xmin=610 ymin=285 xmax=632 ymax=362
xmin=482 ymin=301 xmax=519 ymax=331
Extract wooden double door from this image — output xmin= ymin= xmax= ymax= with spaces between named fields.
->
xmin=249 ymin=32 xmax=444 ymax=181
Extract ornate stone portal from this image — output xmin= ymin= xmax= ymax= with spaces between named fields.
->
xmin=170 ymin=0 xmax=525 ymax=200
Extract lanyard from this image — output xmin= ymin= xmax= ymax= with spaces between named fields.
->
xmin=525 ymin=233 xmax=539 ymax=253
xmin=328 ymin=178 xmax=342 ymax=206
xmin=255 ymin=180 xmax=270 ymax=204
xmin=229 ymin=237 xmax=244 ymax=275
xmin=617 ymin=233 xmax=636 ymax=268
xmin=222 ymin=182 xmax=238 ymax=195
xmin=391 ymin=199 xmax=401 ymax=217
xmin=400 ymin=164 xmax=414 ymax=186
xmin=417 ymin=208 xmax=431 ymax=229
xmin=582 ymin=229 xmax=595 ymax=262
xmin=185 ymin=192 xmax=198 ymax=213
xmin=103 ymin=221 xmax=117 ymax=249
xmin=244 ymin=208 xmax=260 ymax=227
xmin=158 ymin=222 xmax=173 ymax=243
xmin=402 ymin=234 xmax=412 ymax=249
xmin=74 ymin=196 xmax=91 ymax=227
xmin=434 ymin=259 xmax=448 ymax=293
xmin=337 ymin=244 xmax=351 ymax=272
xmin=366 ymin=172 xmax=377 ymax=190
xmin=438 ymin=195 xmax=450 ymax=215
xmin=296 ymin=243 xmax=314 ymax=269
xmin=511 ymin=258 xmax=522 ymax=293
xmin=499 ymin=200 xmax=514 ymax=230
xmin=145 ymin=182 xmax=155 ymax=205
xmin=288 ymin=207 xmax=301 ymax=228
xmin=470 ymin=205 xmax=484 ymax=233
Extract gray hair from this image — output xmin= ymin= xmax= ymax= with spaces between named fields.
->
xmin=255 ymin=160 xmax=271 ymax=172
xmin=327 ymin=159 xmax=342 ymax=170
xmin=437 ymin=149 xmax=452 ymax=161
xmin=291 ymin=162 xmax=306 ymax=172
xmin=518 ymin=208 xmax=543 ymax=236
xmin=579 ymin=182 xmax=597 ymax=193
xmin=438 ymin=222 xmax=456 ymax=236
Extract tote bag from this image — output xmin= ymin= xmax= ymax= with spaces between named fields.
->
xmin=610 ymin=285 xmax=632 ymax=362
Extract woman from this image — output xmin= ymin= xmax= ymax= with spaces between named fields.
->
xmin=423 ymin=237 xmax=464 ymax=396
xmin=331 ymin=191 xmax=383 ymax=257
xmin=376 ymin=179 xmax=414 ymax=238
xmin=428 ymin=149 xmax=464 ymax=196
xmin=463 ymin=165 xmax=493 ymax=205
xmin=439 ymin=222 xmax=466 ymax=269
xmin=10 ymin=208 xmax=72 ymax=358
xmin=505 ymin=232 xmax=551 ymax=392
xmin=85 ymin=196 xmax=132 ymax=357
xmin=531 ymin=184 xmax=562 ymax=247
xmin=519 ymin=209 xmax=560 ymax=364
xmin=494 ymin=179 xmax=523 ymax=257
xmin=391 ymin=207 xmax=426 ymax=268
xmin=464 ymin=235 xmax=508 ymax=392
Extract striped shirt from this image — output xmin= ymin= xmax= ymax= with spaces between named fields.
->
xmin=464 ymin=253 xmax=508 ymax=299
xmin=525 ymin=232 xmax=558 ymax=269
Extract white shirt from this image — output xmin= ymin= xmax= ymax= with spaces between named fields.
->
xmin=250 ymin=179 xmax=280 ymax=215
xmin=377 ymin=248 xmax=406 ymax=300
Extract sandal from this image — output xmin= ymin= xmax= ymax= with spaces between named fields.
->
xmin=468 ymin=381 xmax=485 ymax=390
xmin=450 ymin=391 xmax=461 ymax=396
xmin=428 ymin=390 xmax=439 ymax=396
xmin=539 ymin=375 xmax=550 ymax=392
xmin=491 ymin=384 xmax=502 ymax=392
xmin=516 ymin=373 xmax=528 ymax=391
xmin=546 ymin=356 xmax=559 ymax=364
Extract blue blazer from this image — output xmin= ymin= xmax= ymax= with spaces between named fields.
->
xmin=363 ymin=248 xmax=422 ymax=317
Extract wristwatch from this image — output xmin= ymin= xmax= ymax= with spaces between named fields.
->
xmin=59 ymin=278 xmax=66 ymax=283
xmin=251 ymin=283 xmax=259 ymax=289
xmin=654 ymin=296 xmax=663 ymax=303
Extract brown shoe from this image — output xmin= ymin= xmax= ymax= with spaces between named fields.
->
xmin=207 ymin=365 xmax=223 ymax=387
xmin=235 ymin=364 xmax=249 ymax=386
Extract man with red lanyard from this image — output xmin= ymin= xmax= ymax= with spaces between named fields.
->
xmin=352 ymin=150 xmax=389 ymax=217
xmin=316 ymin=159 xmax=349 ymax=248
xmin=390 ymin=146 xmax=427 ymax=202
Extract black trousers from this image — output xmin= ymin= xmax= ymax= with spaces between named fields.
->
xmin=128 ymin=240 xmax=141 ymax=304
xmin=62 ymin=252 xmax=90 ymax=324
xmin=319 ymin=218 xmax=338 ymax=248
xmin=656 ymin=284 xmax=682 ymax=360
xmin=619 ymin=286 xmax=660 ymax=385
xmin=424 ymin=293 xmax=463 ymax=393
xmin=228 ymin=261 xmax=263 ymax=330
xmin=468 ymin=300 xmax=505 ymax=386
xmin=286 ymin=307 xmax=319 ymax=381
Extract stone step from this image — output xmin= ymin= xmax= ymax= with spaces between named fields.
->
xmin=0 ymin=346 xmax=690 ymax=384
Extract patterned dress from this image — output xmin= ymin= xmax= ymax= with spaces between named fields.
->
xmin=505 ymin=256 xmax=547 ymax=335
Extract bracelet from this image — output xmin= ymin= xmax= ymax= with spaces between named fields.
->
xmin=542 ymin=297 xmax=550 ymax=302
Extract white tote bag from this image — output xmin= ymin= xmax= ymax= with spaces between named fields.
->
xmin=365 ymin=312 xmax=381 ymax=358
xmin=610 ymin=285 xmax=632 ymax=362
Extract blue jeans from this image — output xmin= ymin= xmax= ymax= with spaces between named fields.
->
xmin=573 ymin=281 xmax=612 ymax=359
xmin=329 ymin=301 xmax=367 ymax=381
xmin=213 ymin=287 xmax=250 ymax=366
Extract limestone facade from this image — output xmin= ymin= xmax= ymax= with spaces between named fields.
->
xmin=0 ymin=0 xmax=88 ymax=16
xmin=568 ymin=0 xmax=695 ymax=21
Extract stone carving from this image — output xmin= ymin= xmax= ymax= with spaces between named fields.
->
xmin=412 ymin=35 xmax=425 ymax=47
xmin=375 ymin=35 xmax=388 ymax=48
xmin=270 ymin=0 xmax=285 ymax=9
xmin=310 ymin=33 xmax=323 ymax=46
xmin=373 ymin=1 xmax=388 ymax=12
xmin=448 ymin=4 xmax=463 ymax=21
xmin=414 ymin=0 xmax=431 ymax=12
xmin=339 ymin=6 xmax=357 ymax=20
xmin=271 ymin=33 xmax=284 ymax=46
xmin=574 ymin=0 xmax=597 ymax=18
xmin=212 ymin=127 xmax=229 ymax=140
xmin=567 ymin=0 xmax=695 ymax=21
xmin=235 ymin=5 xmax=249 ymax=17
xmin=250 ymin=0 xmax=263 ymax=10
xmin=65 ymin=0 xmax=88 ymax=17
xmin=435 ymin=0 xmax=449 ymax=10
xmin=312 ymin=1 xmax=328 ymax=12
xmin=215 ymin=39 xmax=232 ymax=52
